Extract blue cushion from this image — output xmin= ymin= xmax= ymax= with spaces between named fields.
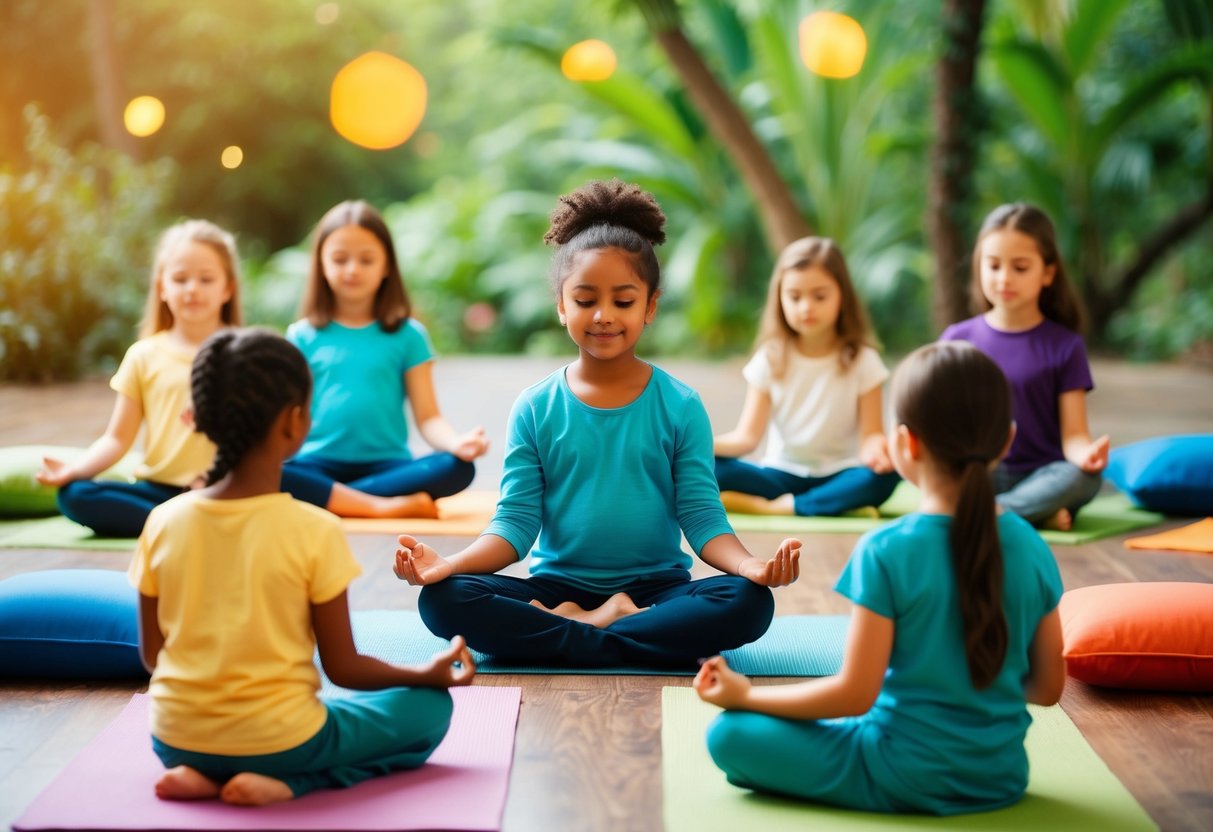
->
xmin=0 ymin=569 xmax=147 ymax=679
xmin=1106 ymin=434 xmax=1213 ymax=516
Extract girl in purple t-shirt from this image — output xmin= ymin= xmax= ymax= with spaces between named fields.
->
xmin=940 ymin=203 xmax=1108 ymax=531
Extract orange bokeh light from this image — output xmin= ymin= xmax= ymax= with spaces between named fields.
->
xmin=330 ymin=52 xmax=427 ymax=150
xmin=561 ymin=39 xmax=617 ymax=82
xmin=123 ymin=95 xmax=165 ymax=137
xmin=220 ymin=146 xmax=244 ymax=169
xmin=799 ymin=12 xmax=867 ymax=79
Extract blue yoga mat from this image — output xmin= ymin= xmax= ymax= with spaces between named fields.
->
xmin=329 ymin=610 xmax=847 ymax=685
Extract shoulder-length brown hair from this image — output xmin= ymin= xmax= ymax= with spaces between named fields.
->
xmin=139 ymin=220 xmax=243 ymax=338
xmin=970 ymin=203 xmax=1085 ymax=333
xmin=754 ymin=236 xmax=876 ymax=378
xmin=299 ymin=200 xmax=411 ymax=332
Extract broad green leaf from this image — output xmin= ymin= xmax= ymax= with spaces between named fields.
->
xmin=1063 ymin=0 xmax=1129 ymax=77
xmin=1090 ymin=43 xmax=1213 ymax=157
xmin=990 ymin=40 xmax=1074 ymax=153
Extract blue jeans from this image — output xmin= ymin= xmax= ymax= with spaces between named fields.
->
xmin=419 ymin=572 xmax=773 ymax=669
xmin=994 ymin=461 xmax=1101 ymax=525
xmin=151 ymin=688 xmax=453 ymax=797
xmin=56 ymin=469 xmax=341 ymax=538
xmin=284 ymin=453 xmax=475 ymax=500
xmin=715 ymin=458 xmax=901 ymax=517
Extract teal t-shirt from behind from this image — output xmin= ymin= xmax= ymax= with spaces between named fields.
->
xmin=286 ymin=318 xmax=434 ymax=463
xmin=835 ymin=511 xmax=1063 ymax=813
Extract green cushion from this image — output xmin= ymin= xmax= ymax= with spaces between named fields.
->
xmin=0 ymin=445 xmax=141 ymax=518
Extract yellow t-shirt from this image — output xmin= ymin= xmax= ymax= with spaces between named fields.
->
xmin=128 ymin=491 xmax=362 ymax=755
xmin=111 ymin=332 xmax=215 ymax=487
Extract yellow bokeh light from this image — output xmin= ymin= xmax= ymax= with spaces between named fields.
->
xmin=799 ymin=12 xmax=867 ymax=79
xmin=561 ymin=39 xmax=617 ymax=82
xmin=123 ymin=96 xmax=165 ymax=138
xmin=220 ymin=146 xmax=244 ymax=169
xmin=330 ymin=51 xmax=427 ymax=150
xmin=315 ymin=3 xmax=339 ymax=25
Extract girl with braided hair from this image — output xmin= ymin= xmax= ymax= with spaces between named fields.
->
xmin=130 ymin=327 xmax=475 ymax=806
xmin=394 ymin=180 xmax=799 ymax=668
xmin=37 ymin=220 xmax=426 ymax=538
xmin=694 ymin=342 xmax=1065 ymax=815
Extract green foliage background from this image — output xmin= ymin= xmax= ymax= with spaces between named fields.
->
xmin=1 ymin=0 xmax=1210 ymax=380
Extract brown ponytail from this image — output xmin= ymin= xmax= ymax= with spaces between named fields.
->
xmin=891 ymin=342 xmax=1013 ymax=688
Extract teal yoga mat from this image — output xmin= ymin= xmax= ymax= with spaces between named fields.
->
xmin=662 ymin=687 xmax=1157 ymax=832
xmin=726 ymin=484 xmax=1164 ymax=545
xmin=322 ymin=610 xmax=847 ymax=685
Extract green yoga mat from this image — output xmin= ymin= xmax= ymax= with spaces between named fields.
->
xmin=318 ymin=610 xmax=846 ymax=688
xmin=661 ymin=687 xmax=1156 ymax=832
xmin=0 ymin=516 xmax=136 ymax=551
xmin=727 ymin=484 xmax=1164 ymax=545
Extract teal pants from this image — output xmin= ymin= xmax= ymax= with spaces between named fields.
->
xmin=707 ymin=711 xmax=902 ymax=812
xmin=152 ymin=687 xmax=453 ymax=797
xmin=706 ymin=711 xmax=1025 ymax=816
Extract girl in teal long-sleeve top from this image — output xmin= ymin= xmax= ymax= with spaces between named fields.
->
xmin=393 ymin=179 xmax=801 ymax=669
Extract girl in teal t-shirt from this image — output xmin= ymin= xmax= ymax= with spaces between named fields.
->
xmin=694 ymin=341 xmax=1066 ymax=815
xmin=285 ymin=200 xmax=490 ymax=518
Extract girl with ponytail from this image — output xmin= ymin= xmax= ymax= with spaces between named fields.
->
xmin=694 ymin=341 xmax=1066 ymax=816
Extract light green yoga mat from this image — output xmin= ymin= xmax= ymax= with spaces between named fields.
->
xmin=727 ymin=483 xmax=1164 ymax=545
xmin=662 ymin=687 xmax=1156 ymax=831
xmin=0 ymin=516 xmax=136 ymax=551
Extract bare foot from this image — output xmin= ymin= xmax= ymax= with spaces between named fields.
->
xmin=220 ymin=772 xmax=293 ymax=806
xmin=719 ymin=491 xmax=795 ymax=516
xmin=155 ymin=766 xmax=221 ymax=801
xmin=1041 ymin=508 xmax=1073 ymax=531
xmin=530 ymin=593 xmax=649 ymax=628
xmin=377 ymin=493 xmax=439 ymax=519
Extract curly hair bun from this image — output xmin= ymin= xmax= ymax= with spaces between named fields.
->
xmin=544 ymin=179 xmax=666 ymax=247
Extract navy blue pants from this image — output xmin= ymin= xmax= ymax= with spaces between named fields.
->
xmin=56 ymin=467 xmax=338 ymax=538
xmin=418 ymin=572 xmax=774 ymax=669
xmin=284 ymin=453 xmax=475 ymax=501
xmin=715 ymin=457 xmax=900 ymax=517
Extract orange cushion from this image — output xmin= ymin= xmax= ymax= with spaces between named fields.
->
xmin=1059 ymin=582 xmax=1213 ymax=691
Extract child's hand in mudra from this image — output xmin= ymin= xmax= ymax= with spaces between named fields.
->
xmin=737 ymin=537 xmax=801 ymax=587
xmin=694 ymin=656 xmax=751 ymax=709
xmin=452 ymin=426 xmax=490 ymax=462
xmin=394 ymin=534 xmax=453 ymax=586
xmin=417 ymin=635 xmax=477 ymax=687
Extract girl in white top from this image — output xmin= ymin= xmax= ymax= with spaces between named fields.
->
xmin=713 ymin=236 xmax=900 ymax=517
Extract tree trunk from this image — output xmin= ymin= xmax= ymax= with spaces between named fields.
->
xmin=1090 ymin=187 xmax=1213 ymax=334
xmin=926 ymin=0 xmax=987 ymax=332
xmin=87 ymin=0 xmax=137 ymax=158
xmin=633 ymin=1 xmax=810 ymax=252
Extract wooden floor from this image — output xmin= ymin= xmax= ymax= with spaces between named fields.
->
xmin=2 ymin=356 xmax=1212 ymax=831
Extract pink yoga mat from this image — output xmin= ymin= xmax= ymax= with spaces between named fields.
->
xmin=14 ymin=686 xmax=520 ymax=832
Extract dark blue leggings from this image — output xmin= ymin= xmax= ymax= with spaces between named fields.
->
xmin=714 ymin=457 xmax=900 ymax=517
xmin=418 ymin=572 xmax=774 ymax=669
xmin=284 ymin=453 xmax=475 ymax=501
xmin=56 ymin=467 xmax=340 ymax=538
